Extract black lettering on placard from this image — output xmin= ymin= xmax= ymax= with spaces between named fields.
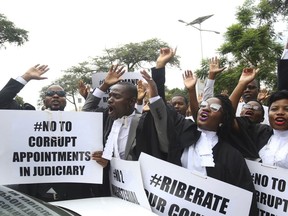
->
xmin=32 ymin=165 xmax=85 ymax=176
xmin=255 ymin=190 xmax=288 ymax=212
xmin=113 ymin=169 xmax=125 ymax=183
xmin=13 ymin=151 xmax=90 ymax=162
xmin=28 ymin=136 xmax=77 ymax=147
xmin=59 ymin=121 xmax=72 ymax=131
xmin=168 ymin=204 xmax=204 ymax=216
xmin=271 ymin=177 xmax=286 ymax=192
xmin=19 ymin=167 xmax=30 ymax=176
xmin=144 ymin=189 xmax=166 ymax=213
xmin=111 ymin=184 xmax=140 ymax=205
xmin=42 ymin=121 xmax=57 ymax=131
xmin=159 ymin=176 xmax=230 ymax=214
xmin=252 ymin=173 xmax=269 ymax=187
xmin=257 ymin=208 xmax=277 ymax=216
xmin=121 ymin=79 xmax=139 ymax=85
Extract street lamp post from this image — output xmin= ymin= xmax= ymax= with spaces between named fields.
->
xmin=178 ymin=14 xmax=220 ymax=59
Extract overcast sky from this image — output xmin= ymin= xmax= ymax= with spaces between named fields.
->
xmin=0 ymin=0 xmax=250 ymax=109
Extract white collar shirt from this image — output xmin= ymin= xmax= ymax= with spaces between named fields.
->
xmin=181 ymin=128 xmax=218 ymax=176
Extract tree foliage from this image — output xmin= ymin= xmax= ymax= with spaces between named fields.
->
xmin=217 ymin=0 xmax=287 ymax=92
xmin=0 ymin=14 xmax=29 ymax=49
xmin=91 ymin=38 xmax=180 ymax=72
xmin=165 ymin=88 xmax=189 ymax=103
xmin=38 ymin=38 xmax=180 ymax=110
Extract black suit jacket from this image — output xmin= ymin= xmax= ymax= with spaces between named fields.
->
xmin=0 ymin=78 xmax=35 ymax=110
xmin=277 ymin=59 xmax=288 ymax=91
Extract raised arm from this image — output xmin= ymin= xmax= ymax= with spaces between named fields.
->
xmin=203 ymin=57 xmax=226 ymax=101
xmin=141 ymin=69 xmax=169 ymax=153
xmin=0 ymin=64 xmax=49 ymax=109
xmin=183 ymin=70 xmax=198 ymax=121
xmin=229 ymin=68 xmax=259 ymax=113
xmin=152 ymin=47 xmax=176 ymax=101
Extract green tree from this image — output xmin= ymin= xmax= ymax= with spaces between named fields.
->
xmin=39 ymin=38 xmax=181 ymax=110
xmin=15 ymin=95 xmax=24 ymax=106
xmin=0 ymin=14 xmax=29 ymax=49
xmin=165 ymin=88 xmax=189 ymax=103
xmin=217 ymin=0 xmax=287 ymax=92
xmin=91 ymin=38 xmax=180 ymax=72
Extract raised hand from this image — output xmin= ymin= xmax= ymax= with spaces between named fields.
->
xmin=21 ymin=64 xmax=49 ymax=82
xmin=239 ymin=67 xmax=259 ymax=85
xmin=208 ymin=57 xmax=226 ymax=80
xmin=104 ymin=65 xmax=125 ymax=86
xmin=183 ymin=70 xmax=197 ymax=90
xmin=100 ymin=65 xmax=126 ymax=92
xmin=78 ymin=80 xmax=90 ymax=99
xmin=156 ymin=47 xmax=177 ymax=68
xmin=137 ymin=80 xmax=147 ymax=104
xmin=140 ymin=70 xmax=158 ymax=98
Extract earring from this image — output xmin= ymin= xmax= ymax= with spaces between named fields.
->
xmin=219 ymin=123 xmax=223 ymax=127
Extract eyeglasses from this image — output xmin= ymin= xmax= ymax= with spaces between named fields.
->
xmin=45 ymin=90 xmax=66 ymax=97
xmin=242 ymin=103 xmax=262 ymax=111
xmin=199 ymin=101 xmax=222 ymax=112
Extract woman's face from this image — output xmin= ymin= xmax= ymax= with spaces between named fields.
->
xmin=240 ymin=101 xmax=264 ymax=123
xmin=269 ymin=99 xmax=288 ymax=130
xmin=197 ymin=98 xmax=223 ymax=131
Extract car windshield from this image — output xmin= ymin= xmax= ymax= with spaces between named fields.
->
xmin=0 ymin=185 xmax=80 ymax=216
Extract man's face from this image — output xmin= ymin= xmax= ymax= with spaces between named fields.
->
xmin=43 ymin=85 xmax=66 ymax=111
xmin=107 ymin=84 xmax=135 ymax=119
xmin=171 ymin=96 xmax=188 ymax=116
xmin=242 ymin=80 xmax=258 ymax=103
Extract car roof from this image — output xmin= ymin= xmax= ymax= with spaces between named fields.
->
xmin=51 ymin=197 xmax=157 ymax=216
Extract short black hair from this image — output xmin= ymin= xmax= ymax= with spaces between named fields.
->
xmin=171 ymin=94 xmax=188 ymax=105
xmin=115 ymin=82 xmax=138 ymax=99
xmin=268 ymin=90 xmax=288 ymax=108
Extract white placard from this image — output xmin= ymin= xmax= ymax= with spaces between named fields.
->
xmin=246 ymin=159 xmax=288 ymax=215
xmin=109 ymin=157 xmax=151 ymax=210
xmin=139 ymin=153 xmax=253 ymax=216
xmin=0 ymin=110 xmax=103 ymax=184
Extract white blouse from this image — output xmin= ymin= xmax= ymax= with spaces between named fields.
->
xmin=259 ymin=129 xmax=288 ymax=169
xmin=181 ymin=129 xmax=218 ymax=175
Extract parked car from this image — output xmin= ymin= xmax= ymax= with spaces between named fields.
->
xmin=0 ymin=185 xmax=156 ymax=216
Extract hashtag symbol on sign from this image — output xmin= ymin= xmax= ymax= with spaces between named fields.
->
xmin=150 ymin=174 xmax=162 ymax=187
xmin=34 ymin=122 xmax=42 ymax=131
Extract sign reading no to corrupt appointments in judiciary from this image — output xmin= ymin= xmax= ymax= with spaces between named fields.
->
xmin=246 ymin=159 xmax=288 ymax=216
xmin=0 ymin=110 xmax=103 ymax=185
xmin=139 ymin=153 xmax=253 ymax=216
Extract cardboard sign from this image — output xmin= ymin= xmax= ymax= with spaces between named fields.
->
xmin=246 ymin=159 xmax=288 ymax=215
xmin=109 ymin=157 xmax=151 ymax=210
xmin=0 ymin=110 xmax=103 ymax=184
xmin=139 ymin=153 xmax=253 ymax=216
